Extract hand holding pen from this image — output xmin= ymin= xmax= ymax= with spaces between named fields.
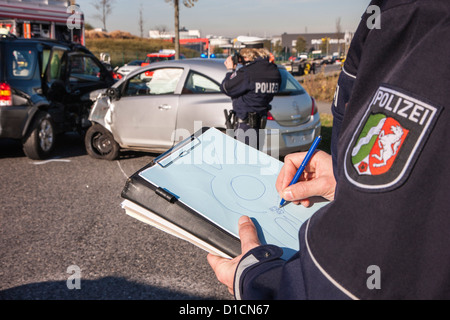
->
xmin=276 ymin=137 xmax=337 ymax=208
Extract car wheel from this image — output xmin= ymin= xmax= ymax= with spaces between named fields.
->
xmin=23 ymin=111 xmax=56 ymax=160
xmin=85 ymin=124 xmax=119 ymax=160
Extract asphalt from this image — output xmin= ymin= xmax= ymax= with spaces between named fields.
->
xmin=0 ymin=135 xmax=231 ymax=301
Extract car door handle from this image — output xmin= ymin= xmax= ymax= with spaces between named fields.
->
xmin=158 ymin=104 xmax=172 ymax=110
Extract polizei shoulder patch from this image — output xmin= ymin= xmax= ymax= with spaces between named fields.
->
xmin=344 ymin=85 xmax=442 ymax=191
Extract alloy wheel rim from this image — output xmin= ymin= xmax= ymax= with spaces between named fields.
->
xmin=93 ymin=132 xmax=112 ymax=155
xmin=38 ymin=119 xmax=54 ymax=152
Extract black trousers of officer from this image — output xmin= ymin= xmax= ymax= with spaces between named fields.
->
xmin=234 ymin=122 xmax=265 ymax=151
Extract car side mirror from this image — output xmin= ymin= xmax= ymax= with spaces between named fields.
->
xmin=106 ymin=87 xmax=120 ymax=101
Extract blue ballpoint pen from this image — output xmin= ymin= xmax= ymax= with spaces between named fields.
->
xmin=279 ymin=135 xmax=322 ymax=208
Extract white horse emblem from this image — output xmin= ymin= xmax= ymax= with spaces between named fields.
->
xmin=371 ymin=125 xmax=404 ymax=167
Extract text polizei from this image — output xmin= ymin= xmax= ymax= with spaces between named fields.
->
xmin=255 ymin=82 xmax=279 ymax=94
xmin=370 ymin=88 xmax=433 ymax=126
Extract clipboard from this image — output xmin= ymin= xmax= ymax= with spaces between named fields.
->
xmin=121 ymin=127 xmax=329 ymax=259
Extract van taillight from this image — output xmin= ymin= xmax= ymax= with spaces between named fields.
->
xmin=0 ymin=83 xmax=12 ymax=106
xmin=311 ymin=97 xmax=318 ymax=116
xmin=267 ymin=111 xmax=274 ymax=121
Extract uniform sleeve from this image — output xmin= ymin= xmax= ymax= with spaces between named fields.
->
xmin=234 ymin=220 xmax=352 ymax=300
xmin=331 ymin=68 xmax=356 ymax=177
xmin=330 ymin=1 xmax=372 ymax=177
xmin=233 ymin=245 xmax=285 ymax=300
xmin=220 ymin=69 xmax=251 ymax=99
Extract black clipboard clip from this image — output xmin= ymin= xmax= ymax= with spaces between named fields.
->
xmin=154 ymin=135 xmax=201 ymax=168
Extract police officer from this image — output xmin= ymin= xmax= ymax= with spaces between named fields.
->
xmin=220 ymin=47 xmax=281 ymax=150
xmin=209 ymin=0 xmax=450 ymax=300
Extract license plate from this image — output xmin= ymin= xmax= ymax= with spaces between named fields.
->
xmin=283 ymin=130 xmax=314 ymax=147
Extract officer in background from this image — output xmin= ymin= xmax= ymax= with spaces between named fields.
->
xmin=220 ymin=45 xmax=281 ymax=150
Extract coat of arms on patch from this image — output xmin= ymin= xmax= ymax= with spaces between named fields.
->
xmin=351 ymin=114 xmax=409 ymax=176
xmin=344 ymin=86 xmax=441 ymax=191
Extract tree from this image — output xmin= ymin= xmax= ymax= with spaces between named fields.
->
xmin=335 ymin=17 xmax=343 ymax=54
xmin=84 ymin=22 xmax=94 ymax=31
xmin=295 ymin=36 xmax=307 ymax=55
xmin=138 ymin=4 xmax=145 ymax=38
xmin=164 ymin=0 xmax=198 ymax=60
xmin=155 ymin=25 xmax=168 ymax=34
xmin=92 ymin=0 xmax=115 ymax=31
xmin=272 ymin=40 xmax=281 ymax=55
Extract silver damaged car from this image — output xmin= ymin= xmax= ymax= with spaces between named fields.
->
xmin=85 ymin=59 xmax=321 ymax=160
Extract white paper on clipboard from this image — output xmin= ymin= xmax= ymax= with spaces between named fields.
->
xmin=139 ymin=128 xmax=328 ymax=259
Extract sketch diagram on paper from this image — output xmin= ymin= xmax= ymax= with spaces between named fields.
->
xmin=139 ymin=128 xmax=328 ymax=258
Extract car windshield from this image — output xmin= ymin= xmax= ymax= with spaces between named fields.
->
xmin=124 ymin=67 xmax=184 ymax=96
xmin=69 ymin=55 xmax=102 ymax=82
xmin=145 ymin=56 xmax=175 ymax=64
xmin=277 ymin=68 xmax=306 ymax=96
xmin=127 ymin=60 xmax=143 ymax=66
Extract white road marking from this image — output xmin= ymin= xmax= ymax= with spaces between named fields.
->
xmin=31 ymin=159 xmax=72 ymax=165
xmin=116 ymin=160 xmax=129 ymax=179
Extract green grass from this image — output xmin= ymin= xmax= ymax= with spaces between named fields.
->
xmin=301 ymin=70 xmax=339 ymax=102
xmin=320 ymin=113 xmax=333 ymax=155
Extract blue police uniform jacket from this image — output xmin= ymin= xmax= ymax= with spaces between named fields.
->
xmin=234 ymin=0 xmax=450 ymax=300
xmin=220 ymin=57 xmax=281 ymax=120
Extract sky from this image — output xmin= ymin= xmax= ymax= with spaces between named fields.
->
xmin=75 ymin=0 xmax=371 ymax=38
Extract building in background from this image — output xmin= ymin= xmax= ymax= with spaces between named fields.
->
xmin=279 ymin=32 xmax=353 ymax=58
xmin=0 ymin=0 xmax=85 ymax=45
xmin=149 ymin=27 xmax=200 ymax=40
